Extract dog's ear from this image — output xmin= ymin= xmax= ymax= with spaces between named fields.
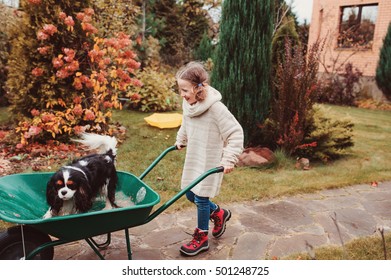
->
xmin=46 ymin=176 xmax=63 ymax=212
xmin=74 ymin=180 xmax=93 ymax=213
xmin=46 ymin=177 xmax=57 ymax=206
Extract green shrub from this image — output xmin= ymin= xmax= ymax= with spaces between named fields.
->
xmin=375 ymin=22 xmax=391 ymax=100
xmin=126 ymin=67 xmax=179 ymax=112
xmin=151 ymin=0 xmax=187 ymax=67
xmin=193 ymin=31 xmax=215 ymax=62
xmin=296 ymin=104 xmax=354 ymax=161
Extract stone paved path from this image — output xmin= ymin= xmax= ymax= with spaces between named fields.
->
xmin=53 ymin=181 xmax=391 ymax=260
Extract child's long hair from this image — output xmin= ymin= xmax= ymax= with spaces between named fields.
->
xmin=176 ymin=61 xmax=209 ymax=101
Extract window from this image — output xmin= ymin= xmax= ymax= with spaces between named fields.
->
xmin=1 ymin=0 xmax=19 ymax=8
xmin=338 ymin=4 xmax=378 ymax=49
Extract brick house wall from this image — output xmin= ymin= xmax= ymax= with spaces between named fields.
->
xmin=308 ymin=0 xmax=391 ymax=99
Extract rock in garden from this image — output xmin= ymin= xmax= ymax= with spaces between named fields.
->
xmin=237 ymin=147 xmax=275 ymax=167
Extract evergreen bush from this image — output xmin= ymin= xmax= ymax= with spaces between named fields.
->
xmin=297 ymin=104 xmax=354 ymax=161
xmin=193 ymin=31 xmax=215 ymax=62
xmin=212 ymin=0 xmax=274 ymax=146
xmin=182 ymin=0 xmax=210 ymax=56
xmin=375 ymin=22 xmax=391 ymax=100
xmin=134 ymin=0 xmax=210 ymax=67
xmin=151 ymin=0 xmax=187 ymax=67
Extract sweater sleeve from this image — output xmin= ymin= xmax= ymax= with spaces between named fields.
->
xmin=213 ymin=102 xmax=244 ymax=167
xmin=175 ymin=115 xmax=188 ymax=147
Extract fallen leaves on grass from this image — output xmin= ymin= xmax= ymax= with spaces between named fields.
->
xmin=0 ymin=140 xmax=89 ymax=176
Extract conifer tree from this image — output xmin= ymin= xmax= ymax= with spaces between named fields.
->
xmin=272 ymin=15 xmax=300 ymax=68
xmin=211 ymin=0 xmax=274 ymax=146
xmin=182 ymin=0 xmax=210 ymax=55
xmin=376 ymin=22 xmax=391 ymax=100
xmin=6 ymin=0 xmax=140 ymax=145
xmin=193 ymin=31 xmax=214 ymax=61
xmin=152 ymin=0 xmax=186 ymax=66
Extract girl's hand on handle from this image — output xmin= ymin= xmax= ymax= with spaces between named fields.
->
xmin=223 ymin=166 xmax=234 ymax=174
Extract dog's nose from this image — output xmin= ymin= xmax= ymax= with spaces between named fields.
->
xmin=61 ymin=190 xmax=67 ymax=196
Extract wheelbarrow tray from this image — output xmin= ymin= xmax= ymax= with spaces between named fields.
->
xmin=0 ymin=171 xmax=160 ymax=241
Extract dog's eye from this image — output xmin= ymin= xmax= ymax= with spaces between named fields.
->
xmin=67 ymin=180 xmax=74 ymax=185
xmin=56 ymin=180 xmax=63 ymax=185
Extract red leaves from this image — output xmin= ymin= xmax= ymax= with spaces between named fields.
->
xmin=83 ymin=110 xmax=96 ymax=121
xmin=37 ymin=24 xmax=57 ymax=41
xmin=27 ymin=0 xmax=42 ymax=5
xmin=31 ymin=67 xmax=44 ymax=76
xmin=15 ymin=5 xmax=141 ymax=147
xmin=276 ymin=111 xmax=305 ymax=154
xmin=0 ymin=130 xmax=8 ymax=140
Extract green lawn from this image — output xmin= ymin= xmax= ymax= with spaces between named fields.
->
xmin=284 ymin=232 xmax=391 ymax=260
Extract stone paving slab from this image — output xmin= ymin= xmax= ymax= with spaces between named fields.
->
xmin=53 ymin=181 xmax=391 ymax=260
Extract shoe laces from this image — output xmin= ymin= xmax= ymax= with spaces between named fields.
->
xmin=187 ymin=231 xmax=202 ymax=247
xmin=211 ymin=212 xmax=222 ymax=227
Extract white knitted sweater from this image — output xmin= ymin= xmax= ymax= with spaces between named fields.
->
xmin=175 ymin=86 xmax=244 ymax=198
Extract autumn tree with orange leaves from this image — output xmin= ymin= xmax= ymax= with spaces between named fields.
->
xmin=6 ymin=0 xmax=141 ymax=145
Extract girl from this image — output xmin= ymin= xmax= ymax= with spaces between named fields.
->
xmin=175 ymin=61 xmax=244 ymax=256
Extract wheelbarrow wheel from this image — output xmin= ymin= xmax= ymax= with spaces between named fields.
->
xmin=0 ymin=225 xmax=54 ymax=260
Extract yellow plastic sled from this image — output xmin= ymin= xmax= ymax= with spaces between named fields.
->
xmin=144 ymin=113 xmax=182 ymax=129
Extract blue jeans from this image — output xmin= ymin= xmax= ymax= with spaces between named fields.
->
xmin=186 ymin=191 xmax=218 ymax=231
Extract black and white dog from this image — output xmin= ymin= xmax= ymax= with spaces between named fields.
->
xmin=43 ymin=133 xmax=119 ymax=219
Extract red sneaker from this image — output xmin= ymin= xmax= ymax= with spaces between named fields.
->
xmin=210 ymin=206 xmax=231 ymax=238
xmin=180 ymin=228 xmax=209 ymax=256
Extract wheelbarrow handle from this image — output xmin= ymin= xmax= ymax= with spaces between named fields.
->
xmin=144 ymin=166 xmax=224 ymax=224
xmin=138 ymin=145 xmax=178 ymax=180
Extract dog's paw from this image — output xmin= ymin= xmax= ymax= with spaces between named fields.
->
xmin=43 ymin=209 xmax=53 ymax=219
xmin=102 ymin=205 xmax=113 ymax=211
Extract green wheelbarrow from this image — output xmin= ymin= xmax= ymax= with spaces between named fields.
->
xmin=0 ymin=146 xmax=223 ymax=260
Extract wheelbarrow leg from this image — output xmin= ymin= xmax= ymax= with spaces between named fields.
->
xmin=86 ymin=231 xmax=132 ymax=260
xmin=85 ymin=238 xmax=106 ymax=260
xmin=124 ymin=228 xmax=132 ymax=260
xmin=89 ymin=233 xmax=111 ymax=249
